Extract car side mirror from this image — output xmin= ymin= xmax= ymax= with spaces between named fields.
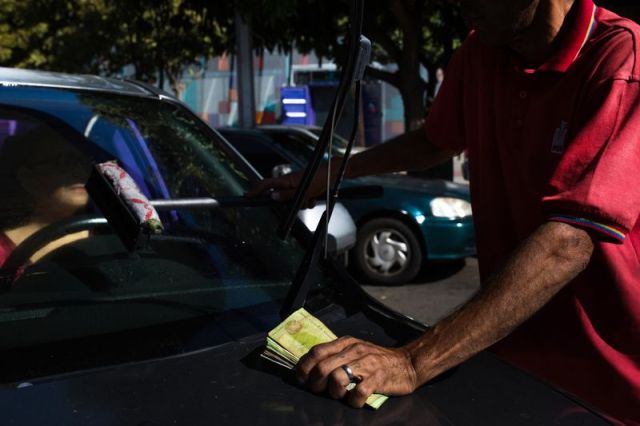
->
xmin=272 ymin=163 xmax=293 ymax=178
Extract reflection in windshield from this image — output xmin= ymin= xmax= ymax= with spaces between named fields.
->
xmin=0 ymin=88 xmax=323 ymax=351
xmin=306 ymin=128 xmax=350 ymax=151
xmin=0 ymin=123 xmax=92 ymax=266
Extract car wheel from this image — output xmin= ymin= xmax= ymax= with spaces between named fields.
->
xmin=352 ymin=218 xmax=422 ymax=285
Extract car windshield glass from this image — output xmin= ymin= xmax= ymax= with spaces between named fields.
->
xmin=305 ymin=127 xmax=350 ymax=151
xmin=265 ymin=132 xmax=334 ymax=167
xmin=0 ymin=87 xmax=328 ymax=352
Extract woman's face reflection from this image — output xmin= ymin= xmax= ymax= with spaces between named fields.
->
xmin=16 ymin=128 xmax=91 ymax=221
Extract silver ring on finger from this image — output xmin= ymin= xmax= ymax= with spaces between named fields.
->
xmin=341 ymin=364 xmax=361 ymax=391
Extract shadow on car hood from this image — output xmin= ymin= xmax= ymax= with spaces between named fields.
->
xmin=0 ymin=309 xmax=609 ymax=426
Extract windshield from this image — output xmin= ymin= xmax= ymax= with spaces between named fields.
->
xmin=265 ymin=130 xmax=355 ymax=168
xmin=305 ymin=127 xmax=351 ymax=151
xmin=0 ymin=87 xmax=327 ymax=356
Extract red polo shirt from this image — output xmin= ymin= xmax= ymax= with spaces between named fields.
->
xmin=425 ymin=1 xmax=640 ymax=424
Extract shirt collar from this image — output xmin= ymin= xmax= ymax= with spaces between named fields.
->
xmin=536 ymin=0 xmax=598 ymax=73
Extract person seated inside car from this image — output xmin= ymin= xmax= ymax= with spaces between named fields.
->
xmin=0 ymin=125 xmax=92 ymax=269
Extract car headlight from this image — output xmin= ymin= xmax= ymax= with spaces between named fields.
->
xmin=430 ymin=197 xmax=472 ymax=218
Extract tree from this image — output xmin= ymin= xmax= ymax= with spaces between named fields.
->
xmin=0 ymin=0 xmax=464 ymax=126
xmin=361 ymin=0 xmax=466 ymax=130
xmin=9 ymin=1 xmax=637 ymax=132
xmin=244 ymin=0 xmax=466 ymax=131
xmin=0 ymin=0 xmax=232 ymax=97
xmin=246 ymin=0 xmax=640 ymax=131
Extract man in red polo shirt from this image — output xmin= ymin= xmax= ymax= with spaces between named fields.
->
xmin=250 ymin=0 xmax=640 ymax=423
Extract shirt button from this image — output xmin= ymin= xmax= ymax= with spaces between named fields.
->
xmin=519 ymin=90 xmax=528 ymax=99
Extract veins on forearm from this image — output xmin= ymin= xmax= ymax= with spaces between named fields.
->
xmin=403 ymin=222 xmax=594 ymax=386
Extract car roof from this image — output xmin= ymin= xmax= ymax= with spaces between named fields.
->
xmin=0 ymin=67 xmax=171 ymax=99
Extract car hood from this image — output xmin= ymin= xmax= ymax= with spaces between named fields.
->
xmin=0 ymin=308 xmax=608 ymax=426
xmin=348 ymin=176 xmax=470 ymax=200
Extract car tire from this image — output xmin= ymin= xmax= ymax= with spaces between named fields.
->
xmin=352 ymin=218 xmax=422 ymax=285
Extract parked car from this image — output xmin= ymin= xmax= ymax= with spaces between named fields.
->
xmin=0 ymin=69 xmax=610 ymax=426
xmin=218 ymin=126 xmax=476 ymax=285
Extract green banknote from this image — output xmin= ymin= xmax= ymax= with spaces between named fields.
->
xmin=262 ymin=308 xmax=388 ymax=409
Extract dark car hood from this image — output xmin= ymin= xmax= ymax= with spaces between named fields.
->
xmin=348 ymin=176 xmax=470 ymax=199
xmin=0 ymin=309 xmax=608 ymax=426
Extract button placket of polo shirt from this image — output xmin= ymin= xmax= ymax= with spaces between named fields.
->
xmin=514 ymin=76 xmax=534 ymax=131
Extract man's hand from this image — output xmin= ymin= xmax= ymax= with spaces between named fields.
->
xmin=297 ymin=222 xmax=594 ymax=409
xmin=245 ymin=163 xmax=332 ymax=207
xmin=244 ymin=169 xmax=304 ymax=201
xmin=296 ymin=336 xmax=417 ymax=408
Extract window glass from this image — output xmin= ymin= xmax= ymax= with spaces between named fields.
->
xmin=222 ymin=132 xmax=291 ymax=178
xmin=0 ymin=88 xmax=315 ymax=351
xmin=268 ymin=132 xmax=344 ymax=166
xmin=304 ymin=128 xmax=351 ymax=151
xmin=267 ymin=133 xmax=317 ymax=166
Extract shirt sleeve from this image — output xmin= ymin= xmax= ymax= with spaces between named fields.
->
xmin=423 ymin=36 xmax=469 ymax=153
xmin=542 ymin=77 xmax=640 ymax=243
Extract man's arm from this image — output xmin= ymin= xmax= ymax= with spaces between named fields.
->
xmin=246 ymin=128 xmax=457 ymax=200
xmin=296 ymin=221 xmax=595 ymax=408
xmin=342 ymin=127 xmax=458 ymax=179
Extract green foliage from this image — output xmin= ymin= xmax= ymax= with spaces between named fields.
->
xmin=0 ymin=0 xmax=232 ymax=94
xmin=0 ymin=0 xmax=465 ymax=126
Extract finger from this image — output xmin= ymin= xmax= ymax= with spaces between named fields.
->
xmin=297 ymin=336 xmax=360 ymax=382
xmin=347 ymin=381 xmax=377 ymax=409
xmin=306 ymin=346 xmax=366 ymax=394
xmin=346 ymin=370 xmax=382 ymax=409
xmin=327 ymin=366 xmax=352 ymax=400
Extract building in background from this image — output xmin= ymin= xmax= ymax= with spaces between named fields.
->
xmin=176 ymin=50 xmax=407 ymax=146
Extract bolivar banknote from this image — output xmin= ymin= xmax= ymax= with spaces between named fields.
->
xmin=262 ymin=308 xmax=388 ymax=409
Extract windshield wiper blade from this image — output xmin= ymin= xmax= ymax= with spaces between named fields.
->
xmin=277 ymin=0 xmax=367 ymax=241
xmin=280 ymin=0 xmax=370 ymax=318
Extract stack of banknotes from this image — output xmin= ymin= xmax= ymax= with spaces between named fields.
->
xmin=262 ymin=308 xmax=388 ymax=409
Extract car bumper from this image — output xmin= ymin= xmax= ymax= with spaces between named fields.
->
xmin=422 ymin=217 xmax=476 ymax=260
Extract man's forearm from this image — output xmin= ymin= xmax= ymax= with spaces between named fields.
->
xmin=402 ymin=222 xmax=595 ymax=387
xmin=342 ymin=127 xmax=458 ymax=179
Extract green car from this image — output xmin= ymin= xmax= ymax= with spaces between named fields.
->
xmin=218 ymin=126 xmax=476 ymax=285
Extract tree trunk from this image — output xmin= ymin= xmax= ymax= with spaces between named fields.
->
xmin=399 ymin=81 xmax=426 ymax=131
xmin=158 ymin=66 xmax=164 ymax=90
xmin=166 ymin=68 xmax=184 ymax=99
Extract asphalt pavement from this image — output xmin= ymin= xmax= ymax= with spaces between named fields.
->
xmin=361 ymin=257 xmax=481 ymax=326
